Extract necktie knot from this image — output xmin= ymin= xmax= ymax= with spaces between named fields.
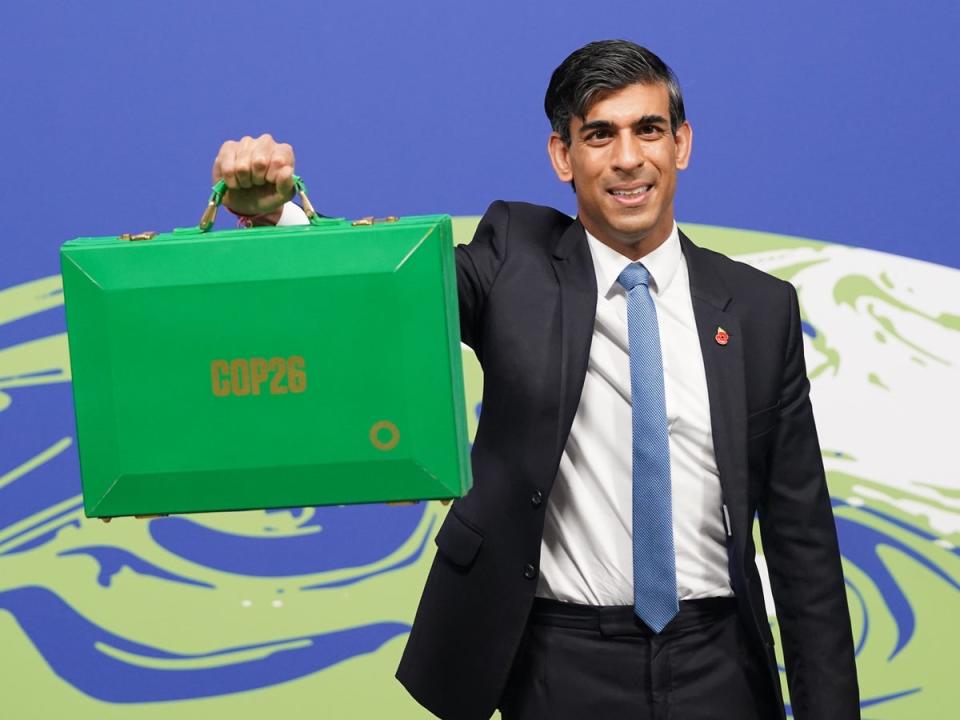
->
xmin=618 ymin=262 xmax=650 ymax=291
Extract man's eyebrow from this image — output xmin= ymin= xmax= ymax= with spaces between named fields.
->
xmin=634 ymin=114 xmax=669 ymax=126
xmin=578 ymin=115 xmax=669 ymax=134
xmin=579 ymin=120 xmax=615 ymax=134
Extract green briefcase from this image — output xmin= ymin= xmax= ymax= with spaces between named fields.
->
xmin=60 ymin=177 xmax=472 ymax=519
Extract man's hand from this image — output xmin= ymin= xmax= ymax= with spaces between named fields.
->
xmin=212 ymin=134 xmax=295 ymax=220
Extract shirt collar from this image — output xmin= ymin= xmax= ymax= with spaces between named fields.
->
xmin=585 ymin=222 xmax=682 ymax=298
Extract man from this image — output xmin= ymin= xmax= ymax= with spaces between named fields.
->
xmin=213 ymin=40 xmax=859 ymax=720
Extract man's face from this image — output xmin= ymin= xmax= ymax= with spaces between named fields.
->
xmin=548 ymin=82 xmax=692 ymax=258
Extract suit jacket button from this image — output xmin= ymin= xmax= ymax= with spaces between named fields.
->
xmin=523 ymin=563 xmax=537 ymax=580
xmin=531 ymin=489 xmax=543 ymax=507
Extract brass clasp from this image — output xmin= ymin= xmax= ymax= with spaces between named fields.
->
xmin=351 ymin=216 xmax=400 ymax=226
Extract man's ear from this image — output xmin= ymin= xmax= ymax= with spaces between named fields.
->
xmin=674 ymin=121 xmax=693 ymax=170
xmin=548 ymin=132 xmax=574 ymax=183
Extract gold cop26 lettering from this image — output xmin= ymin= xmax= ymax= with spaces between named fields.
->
xmin=211 ymin=356 xmax=307 ymax=397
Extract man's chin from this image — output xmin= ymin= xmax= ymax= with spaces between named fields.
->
xmin=580 ymin=207 xmax=668 ymax=248
xmin=607 ymin=219 xmax=659 ymax=244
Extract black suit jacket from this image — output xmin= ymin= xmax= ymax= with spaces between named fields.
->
xmin=396 ymin=201 xmax=859 ymax=720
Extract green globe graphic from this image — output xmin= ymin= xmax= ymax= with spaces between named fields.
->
xmin=0 ymin=218 xmax=957 ymax=719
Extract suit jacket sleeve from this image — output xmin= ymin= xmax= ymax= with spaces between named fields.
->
xmin=455 ymin=201 xmax=509 ymax=357
xmin=758 ymin=282 xmax=860 ymax=719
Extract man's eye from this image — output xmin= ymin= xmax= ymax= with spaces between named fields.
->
xmin=586 ymin=129 xmax=611 ymax=141
xmin=639 ymin=125 xmax=665 ymax=138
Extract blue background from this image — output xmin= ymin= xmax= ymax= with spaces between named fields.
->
xmin=1 ymin=3 xmax=959 ymax=716
xmin=1 ymin=0 xmax=958 ymax=291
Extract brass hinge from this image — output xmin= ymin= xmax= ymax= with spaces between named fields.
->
xmin=99 ymin=513 xmax=170 ymax=523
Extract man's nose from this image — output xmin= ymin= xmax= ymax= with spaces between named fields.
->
xmin=612 ymin=133 xmax=645 ymax=172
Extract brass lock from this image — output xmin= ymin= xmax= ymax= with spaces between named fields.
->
xmin=351 ymin=216 xmax=400 ymax=226
xmin=119 ymin=231 xmax=158 ymax=242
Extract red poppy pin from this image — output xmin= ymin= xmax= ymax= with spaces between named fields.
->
xmin=715 ymin=326 xmax=729 ymax=346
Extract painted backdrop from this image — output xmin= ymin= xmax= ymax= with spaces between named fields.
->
xmin=1 ymin=2 xmax=958 ymax=718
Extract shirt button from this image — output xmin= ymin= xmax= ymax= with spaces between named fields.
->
xmin=523 ymin=563 xmax=537 ymax=580
xmin=530 ymin=489 xmax=543 ymax=507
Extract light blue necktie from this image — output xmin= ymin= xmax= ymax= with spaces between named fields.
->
xmin=618 ymin=262 xmax=678 ymax=633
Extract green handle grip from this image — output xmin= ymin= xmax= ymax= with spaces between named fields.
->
xmin=198 ymin=175 xmax=322 ymax=232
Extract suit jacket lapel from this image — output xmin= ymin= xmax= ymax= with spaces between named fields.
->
xmin=681 ymin=231 xmax=749 ymax=553
xmin=551 ymin=219 xmax=597 ymax=460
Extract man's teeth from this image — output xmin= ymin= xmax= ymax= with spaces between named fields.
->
xmin=611 ymin=186 xmax=651 ymax=196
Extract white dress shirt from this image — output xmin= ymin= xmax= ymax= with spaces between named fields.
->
xmin=537 ymin=223 xmax=733 ymax=605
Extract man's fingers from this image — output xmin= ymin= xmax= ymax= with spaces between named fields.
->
xmin=216 ymin=141 xmax=238 ymax=188
xmin=264 ymin=143 xmax=295 ymax=181
xmin=274 ymin=165 xmax=295 ymax=200
xmin=264 ymin=153 xmax=284 ymax=184
xmin=214 ymin=134 xmax=294 ymax=213
xmin=213 ymin=140 xmax=236 ymax=182
xmin=233 ymin=136 xmax=254 ymax=189
xmin=249 ymin=133 xmax=275 ymax=187
xmin=250 ymin=153 xmax=269 ymax=186
xmin=212 ymin=144 xmax=226 ymax=183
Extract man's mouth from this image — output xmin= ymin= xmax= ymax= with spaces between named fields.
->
xmin=608 ymin=184 xmax=653 ymax=204
xmin=609 ymin=185 xmax=652 ymax=197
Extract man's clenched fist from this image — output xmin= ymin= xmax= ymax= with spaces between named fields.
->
xmin=213 ymin=134 xmax=295 ymax=220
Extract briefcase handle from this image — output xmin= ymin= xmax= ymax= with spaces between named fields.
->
xmin=197 ymin=175 xmax=323 ymax=232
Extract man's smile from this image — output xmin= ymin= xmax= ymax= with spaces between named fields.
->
xmin=608 ymin=182 xmax=654 ymax=206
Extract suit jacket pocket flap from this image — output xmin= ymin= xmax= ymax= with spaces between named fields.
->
xmin=435 ymin=510 xmax=484 ymax=567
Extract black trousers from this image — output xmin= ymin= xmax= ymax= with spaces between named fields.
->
xmin=498 ymin=597 xmax=780 ymax=720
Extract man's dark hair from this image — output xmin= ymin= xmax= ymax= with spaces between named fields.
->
xmin=545 ymin=40 xmax=686 ymax=145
